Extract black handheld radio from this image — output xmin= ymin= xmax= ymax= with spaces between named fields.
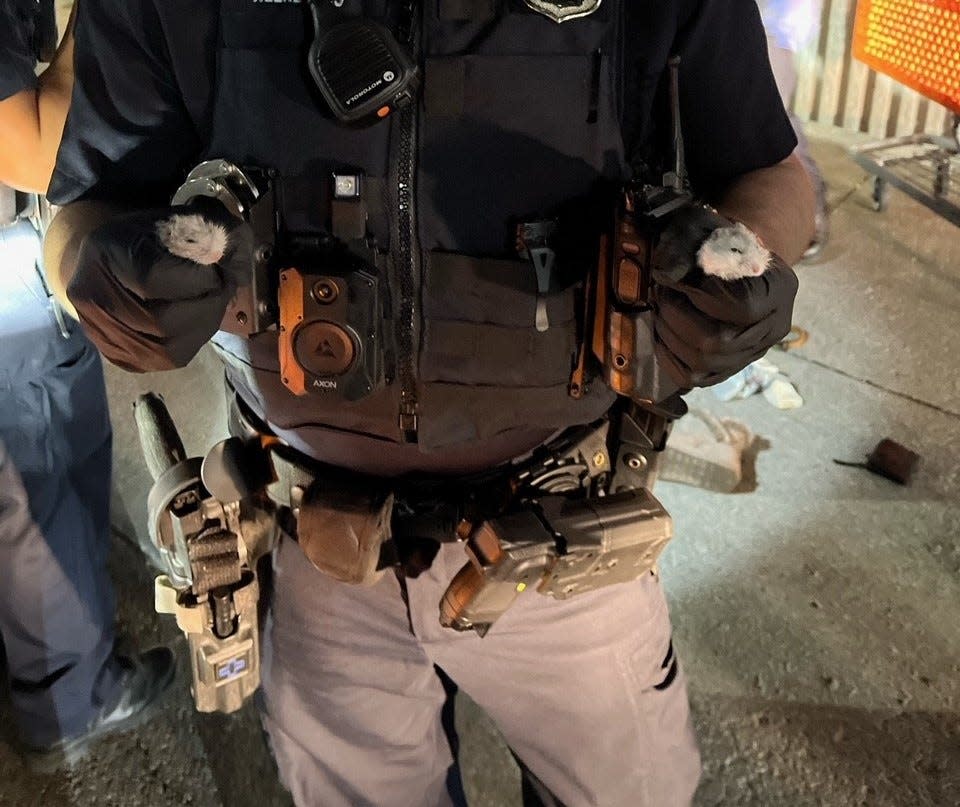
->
xmin=306 ymin=0 xmax=419 ymax=125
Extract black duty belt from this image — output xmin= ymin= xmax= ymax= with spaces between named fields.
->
xmin=226 ymin=391 xmax=627 ymax=576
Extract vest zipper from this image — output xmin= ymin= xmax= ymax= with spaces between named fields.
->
xmin=393 ymin=0 xmax=422 ymax=442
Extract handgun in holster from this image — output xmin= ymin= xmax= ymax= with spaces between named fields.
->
xmin=134 ymin=393 xmax=278 ymax=714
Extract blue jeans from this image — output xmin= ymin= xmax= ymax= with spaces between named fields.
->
xmin=0 ymin=220 xmax=122 ymax=746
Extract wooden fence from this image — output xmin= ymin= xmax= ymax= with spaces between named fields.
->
xmin=792 ymin=0 xmax=955 ymax=138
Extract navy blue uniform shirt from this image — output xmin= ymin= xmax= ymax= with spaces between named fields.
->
xmin=49 ymin=0 xmax=797 ymax=206
xmin=46 ymin=0 xmax=799 ymax=471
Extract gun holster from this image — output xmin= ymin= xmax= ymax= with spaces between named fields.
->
xmin=137 ymin=394 xmax=277 ymax=714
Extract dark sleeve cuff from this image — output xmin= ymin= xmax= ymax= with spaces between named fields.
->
xmin=0 ymin=65 xmax=37 ymax=101
xmin=0 ymin=3 xmax=39 ymax=101
xmin=47 ymin=0 xmax=202 ymax=205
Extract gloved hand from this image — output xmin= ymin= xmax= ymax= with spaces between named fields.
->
xmin=649 ymin=205 xmax=799 ymax=390
xmin=67 ymin=201 xmax=252 ymax=372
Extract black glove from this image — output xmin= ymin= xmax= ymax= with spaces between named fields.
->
xmin=649 ymin=206 xmax=799 ymax=390
xmin=67 ymin=203 xmax=252 ymax=372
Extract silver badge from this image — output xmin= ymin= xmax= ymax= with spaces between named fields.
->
xmin=523 ymin=0 xmax=601 ymax=23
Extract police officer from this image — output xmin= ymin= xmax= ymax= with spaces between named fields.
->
xmin=0 ymin=0 xmax=174 ymax=769
xmin=47 ymin=0 xmax=814 ymax=802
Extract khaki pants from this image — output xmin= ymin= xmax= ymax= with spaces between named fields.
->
xmin=259 ymin=536 xmax=701 ymax=806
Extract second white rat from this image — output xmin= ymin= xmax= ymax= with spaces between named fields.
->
xmin=697 ymin=222 xmax=771 ymax=280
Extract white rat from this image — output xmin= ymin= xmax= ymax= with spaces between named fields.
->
xmin=156 ymin=213 xmax=230 ymax=266
xmin=696 ymin=221 xmax=771 ymax=280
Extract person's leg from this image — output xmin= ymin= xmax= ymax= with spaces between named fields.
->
xmin=259 ymin=535 xmax=466 ymax=807
xmin=0 ymin=330 xmax=124 ymax=747
xmin=27 ymin=330 xmax=116 ymax=599
xmin=407 ymin=544 xmax=702 ymax=807
xmin=0 ymin=440 xmax=123 ymax=747
xmin=0 ymin=216 xmax=173 ymax=765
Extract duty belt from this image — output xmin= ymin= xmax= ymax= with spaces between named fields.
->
xmin=228 ymin=392 xmax=611 ymax=560
xmin=227 ymin=393 xmax=679 ymax=634
xmin=138 ymin=385 xmax=681 ymax=721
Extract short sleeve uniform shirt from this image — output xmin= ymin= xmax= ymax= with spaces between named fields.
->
xmin=50 ymin=0 xmax=797 ymax=205
xmin=0 ymin=0 xmax=40 ymax=100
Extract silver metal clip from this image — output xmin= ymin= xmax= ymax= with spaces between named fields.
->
xmin=516 ymin=221 xmax=558 ymax=333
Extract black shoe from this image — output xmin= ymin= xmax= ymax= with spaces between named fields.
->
xmin=24 ymin=646 xmax=177 ymax=773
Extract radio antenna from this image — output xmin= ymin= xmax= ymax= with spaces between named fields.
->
xmin=667 ymin=56 xmax=688 ymax=193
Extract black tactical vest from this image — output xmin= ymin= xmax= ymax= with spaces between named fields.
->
xmin=207 ymin=0 xmax=644 ymax=456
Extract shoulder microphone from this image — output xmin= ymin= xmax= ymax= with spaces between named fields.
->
xmin=306 ymin=0 xmax=419 ymax=125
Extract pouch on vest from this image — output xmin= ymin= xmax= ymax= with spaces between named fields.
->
xmin=297 ymin=480 xmax=394 ymax=585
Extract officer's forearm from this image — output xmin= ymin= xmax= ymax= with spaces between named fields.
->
xmin=715 ymin=152 xmax=817 ymax=266
xmin=43 ymin=200 xmax=125 ymax=319
xmin=0 ymin=91 xmax=44 ymax=192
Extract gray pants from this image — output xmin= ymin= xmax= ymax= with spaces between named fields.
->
xmin=259 ymin=536 xmax=701 ymax=806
